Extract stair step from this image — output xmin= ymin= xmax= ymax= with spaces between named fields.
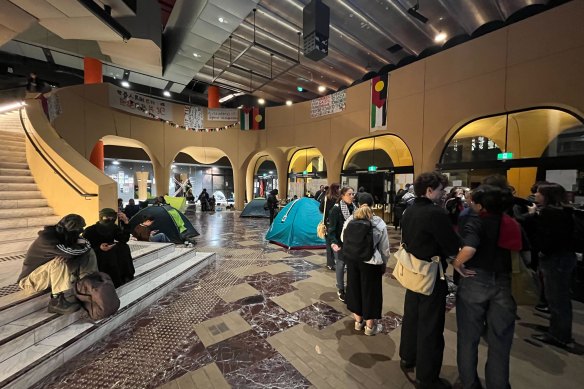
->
xmin=1 ymin=140 xmax=26 ymax=149
xmin=0 ymin=191 xmax=43 ymax=200
xmin=0 ymin=155 xmax=27 ymax=164
xmin=0 ymin=251 xmax=213 ymax=388
xmin=0 ymin=162 xmax=29 ymax=170
xmin=0 ymin=240 xmax=33 ymax=257
xmin=0 ymin=150 xmax=25 ymax=158
xmin=0 ymin=176 xmax=35 ymax=184
xmin=0 ymin=208 xmax=54 ymax=220
xmin=1 ymin=145 xmax=25 ymax=153
xmin=0 ymin=227 xmax=42 ymax=241
xmin=0 ymin=183 xmax=38 ymax=191
xmin=0 ymin=215 xmax=61 ymax=231
xmin=0 ymin=199 xmax=48 ymax=209
xmin=0 ymin=131 xmax=24 ymax=142
xmin=0 ymin=168 xmax=31 ymax=177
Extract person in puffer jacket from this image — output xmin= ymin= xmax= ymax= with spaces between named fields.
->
xmin=341 ymin=193 xmax=390 ymax=336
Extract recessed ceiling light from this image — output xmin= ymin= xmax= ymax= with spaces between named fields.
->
xmin=434 ymin=32 xmax=447 ymax=43
xmin=258 ymin=98 xmax=265 ymax=105
xmin=193 ymin=53 xmax=201 ymax=58
xmin=163 ymin=90 xmax=171 ymax=97
xmin=286 ymin=100 xmax=292 ymax=106
xmin=121 ymin=80 xmax=130 ymax=88
xmin=218 ymin=17 xmax=227 ymax=23
xmin=318 ymin=85 xmax=326 ymax=92
xmin=112 ymin=160 xmax=120 ymax=165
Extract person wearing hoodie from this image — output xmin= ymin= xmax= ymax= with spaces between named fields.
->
xmin=341 ymin=193 xmax=390 ymax=336
xmin=83 ymin=208 xmax=134 ymax=287
xmin=17 ymin=214 xmax=96 ymax=314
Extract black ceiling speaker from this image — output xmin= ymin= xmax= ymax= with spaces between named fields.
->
xmin=303 ymin=0 xmax=329 ymax=61
xmin=408 ymin=1 xmax=428 ymax=24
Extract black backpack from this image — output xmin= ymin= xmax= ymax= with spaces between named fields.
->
xmin=342 ymin=219 xmax=374 ymax=262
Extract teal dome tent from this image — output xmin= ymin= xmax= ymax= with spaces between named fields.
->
xmin=265 ymin=197 xmax=326 ymax=250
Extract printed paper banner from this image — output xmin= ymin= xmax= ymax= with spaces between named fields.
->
xmin=310 ymin=90 xmax=346 ymax=118
xmin=207 ymin=108 xmax=238 ymax=121
xmin=47 ymin=93 xmax=61 ymax=123
xmin=108 ymin=85 xmax=174 ymax=121
xmin=240 ymin=106 xmax=265 ymax=130
xmin=184 ymin=105 xmax=203 ymax=129
xmin=370 ymin=74 xmax=388 ymax=132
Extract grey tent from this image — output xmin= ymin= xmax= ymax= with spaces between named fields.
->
xmin=240 ymin=198 xmax=270 ymax=218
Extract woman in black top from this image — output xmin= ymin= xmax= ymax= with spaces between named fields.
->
xmin=528 ymin=183 xmax=576 ymax=347
xmin=319 ymin=183 xmax=340 ymax=270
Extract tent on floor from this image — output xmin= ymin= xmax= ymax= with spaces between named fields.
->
xmin=128 ymin=205 xmax=199 ymax=244
xmin=240 ymin=198 xmax=270 ymax=218
xmin=265 ymin=197 xmax=326 ymax=249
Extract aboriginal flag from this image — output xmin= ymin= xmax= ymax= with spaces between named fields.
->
xmin=240 ymin=106 xmax=265 ymax=130
xmin=370 ymin=75 xmax=388 ymax=131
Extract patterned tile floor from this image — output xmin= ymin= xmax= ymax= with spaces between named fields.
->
xmin=33 ymin=210 xmax=584 ymax=388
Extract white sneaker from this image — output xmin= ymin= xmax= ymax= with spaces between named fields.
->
xmin=354 ymin=321 xmax=365 ymax=331
xmin=364 ymin=323 xmax=382 ymax=336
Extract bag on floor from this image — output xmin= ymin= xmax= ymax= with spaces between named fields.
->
xmin=75 ymin=272 xmax=120 ymax=320
xmin=342 ymin=219 xmax=374 ymax=262
xmin=392 ymin=245 xmax=443 ymax=295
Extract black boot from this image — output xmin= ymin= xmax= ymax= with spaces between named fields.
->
xmin=48 ymin=293 xmax=81 ymax=315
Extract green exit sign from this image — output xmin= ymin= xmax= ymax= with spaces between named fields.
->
xmin=368 ymin=165 xmax=378 ymax=172
xmin=497 ymin=152 xmax=513 ymax=160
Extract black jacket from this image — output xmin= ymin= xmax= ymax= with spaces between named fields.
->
xmin=319 ymin=195 xmax=337 ymax=226
xmin=327 ymin=202 xmax=355 ymax=247
xmin=400 ymin=197 xmax=460 ymax=269
xmin=533 ymin=206 xmax=575 ymax=255
xmin=267 ymin=194 xmax=279 ymax=211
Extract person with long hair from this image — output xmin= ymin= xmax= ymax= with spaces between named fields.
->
xmin=327 ymin=186 xmax=356 ymax=302
xmin=320 ymin=183 xmax=340 ymax=270
xmin=528 ymin=183 xmax=576 ymax=348
xmin=342 ymin=193 xmax=390 ymax=336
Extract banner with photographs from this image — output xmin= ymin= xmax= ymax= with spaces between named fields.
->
xmin=108 ymin=85 xmax=174 ymax=121
xmin=184 ymin=105 xmax=203 ymax=129
xmin=207 ymin=108 xmax=238 ymax=121
xmin=310 ymin=90 xmax=346 ymax=118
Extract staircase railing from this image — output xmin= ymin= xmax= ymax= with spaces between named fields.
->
xmin=18 ymin=108 xmax=98 ymax=198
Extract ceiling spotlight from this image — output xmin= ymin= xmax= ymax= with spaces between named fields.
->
xmin=121 ymin=80 xmax=130 ymax=88
xmin=258 ymin=98 xmax=265 ymax=105
xmin=434 ymin=32 xmax=447 ymax=43
xmin=193 ymin=53 xmax=201 ymax=58
xmin=407 ymin=1 xmax=428 ymax=24
xmin=318 ymin=85 xmax=326 ymax=93
xmin=112 ymin=160 xmax=120 ymax=165
xmin=163 ymin=90 xmax=171 ymax=97
xmin=218 ymin=17 xmax=227 ymax=23
xmin=286 ymin=100 xmax=293 ymax=106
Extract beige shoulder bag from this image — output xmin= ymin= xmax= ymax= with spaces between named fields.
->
xmin=317 ymin=197 xmax=327 ymax=239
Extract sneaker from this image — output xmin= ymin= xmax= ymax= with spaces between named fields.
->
xmin=326 ymin=265 xmax=335 ymax=271
xmin=337 ymin=289 xmax=346 ymax=302
xmin=354 ymin=320 xmax=365 ymax=331
xmin=364 ymin=323 xmax=382 ymax=336
xmin=535 ymin=304 xmax=550 ymax=314
xmin=48 ymin=293 xmax=81 ymax=315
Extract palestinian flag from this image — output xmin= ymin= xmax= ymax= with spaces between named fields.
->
xmin=240 ymin=106 xmax=265 ymax=130
xmin=370 ymin=75 xmax=388 ymax=131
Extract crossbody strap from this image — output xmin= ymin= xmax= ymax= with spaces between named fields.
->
xmin=321 ymin=197 xmax=327 ymax=223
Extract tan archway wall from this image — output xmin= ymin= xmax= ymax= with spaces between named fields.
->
xmin=343 ymin=135 xmax=413 ymax=169
xmin=244 ymin=149 xmax=288 ymax=203
xmin=288 ymin=148 xmax=326 ymax=173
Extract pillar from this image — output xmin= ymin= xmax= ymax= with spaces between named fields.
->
xmin=89 ymin=140 xmax=104 ymax=171
xmin=233 ymin=167 xmax=246 ymax=210
xmin=208 ymin=85 xmax=220 ymax=108
xmin=84 ymin=57 xmax=103 ymax=84
xmin=136 ymin=171 xmax=149 ymax=199
xmin=154 ymin=162 xmax=170 ymax=198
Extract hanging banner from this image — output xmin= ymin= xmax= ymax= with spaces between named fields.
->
xmin=370 ymin=74 xmax=388 ymax=132
xmin=47 ymin=93 xmax=61 ymax=123
xmin=310 ymin=90 xmax=346 ymax=118
xmin=184 ymin=105 xmax=203 ymax=129
xmin=208 ymin=108 xmax=238 ymax=121
xmin=240 ymin=106 xmax=265 ymax=130
xmin=108 ymin=85 xmax=174 ymax=121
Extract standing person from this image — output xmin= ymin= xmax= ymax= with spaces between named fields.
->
xmin=267 ymin=189 xmax=279 ymax=225
xmin=198 ymin=189 xmax=210 ymax=211
xmin=453 ymin=185 xmax=519 ymax=389
xmin=399 ymin=172 xmax=460 ymax=389
xmin=342 ymin=193 xmax=390 ymax=336
xmin=320 ymin=183 xmax=340 ymax=270
xmin=124 ymin=199 xmax=140 ymax=220
xmin=327 ymin=186 xmax=356 ymax=302
xmin=314 ymin=185 xmax=325 ymax=202
xmin=528 ymin=183 xmax=577 ymax=348
xmin=132 ymin=216 xmax=172 ymax=243
xmin=355 ymin=186 xmax=366 ymax=205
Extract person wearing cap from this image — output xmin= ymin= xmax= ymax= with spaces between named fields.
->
xmin=83 ymin=208 xmax=134 ymax=287
xmin=17 ymin=214 xmax=97 ymax=314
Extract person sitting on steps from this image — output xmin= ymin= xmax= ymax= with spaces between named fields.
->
xmin=17 ymin=214 xmax=97 ymax=315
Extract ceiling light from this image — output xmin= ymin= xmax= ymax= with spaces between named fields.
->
xmin=163 ymin=90 xmax=171 ymax=97
xmin=318 ymin=85 xmax=326 ymax=93
xmin=219 ymin=94 xmax=235 ymax=103
xmin=112 ymin=160 xmax=120 ymax=165
xmin=218 ymin=17 xmax=227 ymax=23
xmin=286 ymin=100 xmax=293 ymax=106
xmin=121 ymin=80 xmax=130 ymax=88
xmin=407 ymin=1 xmax=428 ymax=24
xmin=434 ymin=32 xmax=447 ymax=43
xmin=296 ymin=86 xmax=304 ymax=92
xmin=193 ymin=53 xmax=200 ymax=58
xmin=258 ymin=98 xmax=265 ymax=105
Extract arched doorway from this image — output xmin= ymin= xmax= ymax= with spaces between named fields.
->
xmin=342 ymin=135 xmax=414 ymax=207
xmin=253 ymin=156 xmax=277 ymax=198
xmin=287 ymin=147 xmax=327 ymax=200
xmin=438 ymin=108 xmax=584 ymax=201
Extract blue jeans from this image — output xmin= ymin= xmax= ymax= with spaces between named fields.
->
xmin=334 ymin=250 xmax=346 ymax=291
xmin=539 ymin=252 xmax=577 ymax=343
xmin=456 ymin=269 xmax=516 ymax=389
xmin=150 ymin=232 xmax=171 ymax=243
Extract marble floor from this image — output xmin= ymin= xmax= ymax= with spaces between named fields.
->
xmin=30 ymin=209 xmax=584 ymax=389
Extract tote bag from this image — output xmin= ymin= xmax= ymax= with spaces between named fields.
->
xmin=392 ymin=245 xmax=443 ymax=295
xmin=316 ymin=197 xmax=327 ymax=239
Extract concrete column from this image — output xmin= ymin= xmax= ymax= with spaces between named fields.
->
xmin=154 ymin=161 xmax=170 ymax=197
xmin=208 ymin=85 xmax=220 ymax=108
xmin=233 ymin=166 xmax=246 ymax=210
xmin=84 ymin=57 xmax=102 ymax=84
xmin=89 ymin=140 xmax=104 ymax=171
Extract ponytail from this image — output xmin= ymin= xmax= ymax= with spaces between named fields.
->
xmin=354 ymin=203 xmax=373 ymax=220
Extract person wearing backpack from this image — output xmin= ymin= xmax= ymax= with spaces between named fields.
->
xmin=328 ymin=186 xmax=356 ymax=302
xmin=341 ymin=193 xmax=390 ymax=336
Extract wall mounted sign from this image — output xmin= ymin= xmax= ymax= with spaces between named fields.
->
xmin=208 ymin=108 xmax=238 ymax=121
xmin=184 ymin=105 xmax=203 ymax=129
xmin=310 ymin=90 xmax=346 ymax=118
xmin=108 ymin=85 xmax=174 ymax=121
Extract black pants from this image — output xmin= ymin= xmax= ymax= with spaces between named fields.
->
xmin=269 ymin=208 xmax=276 ymax=224
xmin=346 ymin=261 xmax=384 ymax=320
xmin=399 ymin=278 xmax=448 ymax=384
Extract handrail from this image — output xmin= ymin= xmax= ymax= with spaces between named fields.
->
xmin=18 ymin=108 xmax=98 ymax=198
